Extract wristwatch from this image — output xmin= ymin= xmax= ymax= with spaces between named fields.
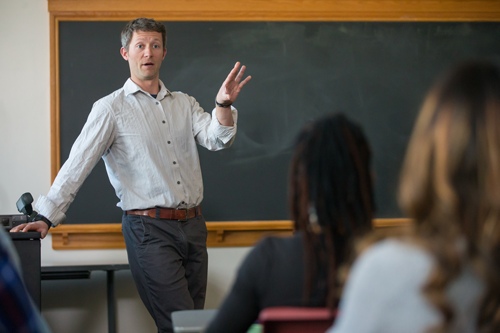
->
xmin=215 ymin=99 xmax=232 ymax=108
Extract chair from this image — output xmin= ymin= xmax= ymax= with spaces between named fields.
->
xmin=172 ymin=309 xmax=218 ymax=333
xmin=258 ymin=307 xmax=336 ymax=333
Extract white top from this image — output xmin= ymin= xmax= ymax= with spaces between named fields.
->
xmin=328 ymin=239 xmax=484 ymax=333
xmin=36 ymin=79 xmax=237 ymax=226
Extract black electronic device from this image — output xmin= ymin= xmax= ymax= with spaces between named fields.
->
xmin=16 ymin=192 xmax=38 ymax=221
xmin=0 ymin=192 xmax=45 ymax=231
xmin=0 ymin=214 xmax=28 ymax=231
xmin=13 ymin=192 xmax=52 ymax=230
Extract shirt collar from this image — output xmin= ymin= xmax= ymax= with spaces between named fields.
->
xmin=123 ymin=78 xmax=172 ymax=100
xmin=157 ymin=80 xmax=172 ymax=100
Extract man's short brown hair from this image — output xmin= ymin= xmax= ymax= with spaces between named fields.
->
xmin=121 ymin=18 xmax=167 ymax=50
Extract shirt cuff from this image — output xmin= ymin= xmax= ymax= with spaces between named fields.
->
xmin=211 ymin=106 xmax=237 ymax=144
xmin=34 ymin=195 xmax=66 ymax=227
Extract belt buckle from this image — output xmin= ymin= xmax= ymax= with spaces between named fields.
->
xmin=177 ymin=208 xmax=188 ymax=222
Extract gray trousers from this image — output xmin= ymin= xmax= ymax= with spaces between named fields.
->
xmin=122 ymin=211 xmax=208 ymax=333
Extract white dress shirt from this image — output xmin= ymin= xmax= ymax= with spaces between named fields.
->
xmin=36 ymin=79 xmax=237 ymax=226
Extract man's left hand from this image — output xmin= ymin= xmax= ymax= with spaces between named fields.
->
xmin=216 ymin=62 xmax=251 ymax=105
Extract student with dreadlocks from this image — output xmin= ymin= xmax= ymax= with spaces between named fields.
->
xmin=328 ymin=61 xmax=499 ymax=333
xmin=205 ymin=113 xmax=374 ymax=333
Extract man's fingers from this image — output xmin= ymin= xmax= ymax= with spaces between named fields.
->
xmin=11 ymin=223 xmax=38 ymax=232
xmin=234 ymin=65 xmax=247 ymax=83
xmin=9 ymin=223 xmax=26 ymax=232
xmin=225 ymin=62 xmax=242 ymax=83
xmin=217 ymin=62 xmax=250 ymax=103
xmin=225 ymin=63 xmax=239 ymax=81
xmin=238 ymin=76 xmax=252 ymax=89
xmin=22 ymin=223 xmax=35 ymax=232
xmin=12 ymin=222 xmax=49 ymax=239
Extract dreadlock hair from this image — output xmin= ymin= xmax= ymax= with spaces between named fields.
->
xmin=289 ymin=113 xmax=374 ymax=310
xmin=398 ymin=60 xmax=500 ymax=333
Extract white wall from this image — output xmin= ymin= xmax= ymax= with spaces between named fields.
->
xmin=0 ymin=0 xmax=51 ymax=211
xmin=0 ymin=1 xmax=251 ymax=332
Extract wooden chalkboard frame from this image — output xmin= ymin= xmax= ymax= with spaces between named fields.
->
xmin=47 ymin=0 xmax=500 ymax=249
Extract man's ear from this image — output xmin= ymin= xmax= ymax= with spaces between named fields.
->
xmin=120 ymin=47 xmax=129 ymax=61
xmin=163 ymin=48 xmax=167 ymax=60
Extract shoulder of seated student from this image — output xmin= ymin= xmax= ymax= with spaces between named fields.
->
xmin=348 ymin=239 xmax=435 ymax=291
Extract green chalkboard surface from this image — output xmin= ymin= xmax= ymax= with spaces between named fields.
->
xmin=59 ymin=21 xmax=500 ymax=224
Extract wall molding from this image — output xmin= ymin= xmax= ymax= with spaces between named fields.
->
xmin=48 ymin=1 xmax=500 ymax=22
xmin=49 ymin=219 xmax=412 ymax=249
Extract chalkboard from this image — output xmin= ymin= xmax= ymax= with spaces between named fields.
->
xmin=59 ymin=21 xmax=500 ymax=224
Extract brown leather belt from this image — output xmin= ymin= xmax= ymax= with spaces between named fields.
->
xmin=126 ymin=206 xmax=202 ymax=221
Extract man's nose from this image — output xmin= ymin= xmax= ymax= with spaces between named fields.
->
xmin=144 ymin=45 xmax=153 ymax=57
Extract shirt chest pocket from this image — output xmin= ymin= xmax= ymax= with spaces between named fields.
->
xmin=112 ymin=110 xmax=163 ymax=160
xmin=164 ymin=109 xmax=195 ymax=150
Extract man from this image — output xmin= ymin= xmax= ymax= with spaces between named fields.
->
xmin=11 ymin=18 xmax=251 ymax=332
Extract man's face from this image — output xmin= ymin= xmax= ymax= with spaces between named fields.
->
xmin=120 ymin=30 xmax=167 ymax=83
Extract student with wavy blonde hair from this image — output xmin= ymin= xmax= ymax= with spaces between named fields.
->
xmin=329 ymin=61 xmax=500 ymax=333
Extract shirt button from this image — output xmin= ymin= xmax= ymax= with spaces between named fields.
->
xmin=156 ymin=102 xmax=159 ymax=105
xmin=162 ymin=120 xmax=166 ymax=123
xmin=173 ymin=161 xmax=177 ymax=165
xmin=177 ymin=181 xmax=181 ymax=184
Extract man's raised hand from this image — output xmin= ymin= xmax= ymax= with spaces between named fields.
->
xmin=216 ymin=62 xmax=251 ymax=105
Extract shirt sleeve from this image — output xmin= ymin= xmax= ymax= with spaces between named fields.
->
xmin=205 ymin=238 xmax=273 ymax=333
xmin=189 ymin=95 xmax=238 ymax=151
xmin=35 ymin=101 xmax=116 ymax=226
xmin=327 ymin=240 xmax=439 ymax=333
